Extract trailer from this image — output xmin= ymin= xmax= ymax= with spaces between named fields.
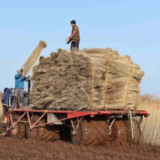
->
xmin=0 ymin=65 xmax=149 ymax=146
xmin=0 ymin=42 xmax=149 ymax=146
xmin=1 ymin=104 xmax=148 ymax=146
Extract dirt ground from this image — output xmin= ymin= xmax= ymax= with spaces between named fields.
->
xmin=0 ymin=137 xmax=159 ymax=160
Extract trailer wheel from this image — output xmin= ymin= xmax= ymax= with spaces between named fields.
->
xmin=18 ymin=122 xmax=26 ymax=138
xmin=9 ymin=114 xmax=26 ymax=139
xmin=26 ymin=115 xmax=40 ymax=140
xmin=9 ymin=120 xmax=19 ymax=138
xmin=37 ymin=124 xmax=60 ymax=141
xmin=72 ymin=120 xmax=109 ymax=146
xmin=71 ymin=125 xmax=82 ymax=145
xmin=26 ymin=115 xmax=60 ymax=141
xmin=111 ymin=119 xmax=141 ymax=145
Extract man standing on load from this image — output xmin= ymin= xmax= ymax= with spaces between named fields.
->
xmin=14 ymin=69 xmax=28 ymax=108
xmin=66 ymin=20 xmax=80 ymax=50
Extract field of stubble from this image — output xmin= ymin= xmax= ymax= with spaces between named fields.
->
xmin=0 ymin=137 xmax=160 ymax=160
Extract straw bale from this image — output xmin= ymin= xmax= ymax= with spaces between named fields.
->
xmin=30 ymin=48 xmax=144 ymax=110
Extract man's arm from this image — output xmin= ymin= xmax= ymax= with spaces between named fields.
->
xmin=24 ymin=77 xmax=28 ymax=82
xmin=68 ymin=26 xmax=78 ymax=40
xmin=21 ymin=76 xmax=28 ymax=82
xmin=15 ymin=73 xmax=22 ymax=79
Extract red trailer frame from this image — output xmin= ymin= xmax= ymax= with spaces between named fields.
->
xmin=4 ymin=108 xmax=148 ymax=136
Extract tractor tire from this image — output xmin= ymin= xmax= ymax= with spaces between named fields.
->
xmin=111 ymin=119 xmax=141 ymax=145
xmin=72 ymin=120 xmax=109 ymax=146
xmin=9 ymin=114 xmax=26 ymax=139
xmin=26 ymin=115 xmax=60 ymax=141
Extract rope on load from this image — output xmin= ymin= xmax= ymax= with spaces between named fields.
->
xmin=128 ymin=109 xmax=136 ymax=139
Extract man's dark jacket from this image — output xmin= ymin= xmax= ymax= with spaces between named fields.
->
xmin=1 ymin=88 xmax=12 ymax=106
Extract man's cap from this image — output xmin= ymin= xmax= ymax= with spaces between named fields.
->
xmin=71 ymin=20 xmax=76 ymax=24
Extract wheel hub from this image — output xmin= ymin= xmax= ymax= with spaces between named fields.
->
xmin=11 ymin=122 xmax=18 ymax=135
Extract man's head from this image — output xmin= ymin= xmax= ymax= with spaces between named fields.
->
xmin=4 ymin=88 xmax=8 ymax=92
xmin=71 ymin=20 xmax=76 ymax=27
xmin=17 ymin=69 xmax=23 ymax=74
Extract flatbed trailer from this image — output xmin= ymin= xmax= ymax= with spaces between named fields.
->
xmin=1 ymin=107 xmax=149 ymax=146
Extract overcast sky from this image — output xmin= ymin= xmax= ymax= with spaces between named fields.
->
xmin=0 ymin=0 xmax=160 ymax=96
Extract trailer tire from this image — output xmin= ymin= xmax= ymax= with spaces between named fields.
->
xmin=9 ymin=114 xmax=26 ymax=139
xmin=26 ymin=115 xmax=42 ymax=140
xmin=37 ymin=124 xmax=60 ymax=141
xmin=26 ymin=115 xmax=60 ymax=141
xmin=72 ymin=120 xmax=109 ymax=146
xmin=18 ymin=122 xmax=26 ymax=138
xmin=111 ymin=119 xmax=141 ymax=145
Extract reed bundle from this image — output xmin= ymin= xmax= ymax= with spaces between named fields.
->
xmin=22 ymin=41 xmax=47 ymax=77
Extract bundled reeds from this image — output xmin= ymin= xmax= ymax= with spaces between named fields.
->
xmin=30 ymin=48 xmax=144 ymax=110
xmin=83 ymin=48 xmax=144 ymax=109
xmin=139 ymin=95 xmax=160 ymax=145
xmin=31 ymin=49 xmax=92 ymax=110
xmin=22 ymin=41 xmax=47 ymax=77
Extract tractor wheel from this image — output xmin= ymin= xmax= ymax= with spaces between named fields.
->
xmin=26 ymin=115 xmax=60 ymax=141
xmin=9 ymin=114 xmax=26 ymax=138
xmin=71 ymin=120 xmax=109 ymax=146
xmin=111 ymin=119 xmax=141 ymax=145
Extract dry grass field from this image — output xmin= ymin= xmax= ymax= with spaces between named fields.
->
xmin=139 ymin=95 xmax=160 ymax=145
